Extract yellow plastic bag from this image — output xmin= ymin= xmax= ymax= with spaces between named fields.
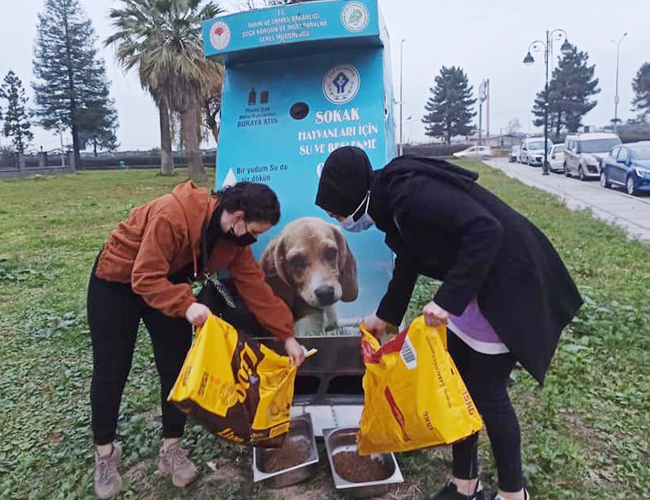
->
xmin=168 ymin=314 xmax=314 ymax=448
xmin=357 ymin=316 xmax=483 ymax=455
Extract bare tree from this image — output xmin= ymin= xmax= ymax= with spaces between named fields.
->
xmin=201 ymin=64 xmax=224 ymax=143
xmin=506 ymin=118 xmax=522 ymax=136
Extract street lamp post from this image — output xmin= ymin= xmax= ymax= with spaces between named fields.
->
xmin=400 ymin=38 xmax=405 ymax=155
xmin=404 ymin=116 xmax=414 ymax=144
xmin=612 ymin=33 xmax=627 ymax=134
xmin=523 ymin=29 xmax=572 ymax=175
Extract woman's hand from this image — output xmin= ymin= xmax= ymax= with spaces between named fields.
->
xmin=185 ymin=303 xmax=211 ymax=328
xmin=284 ymin=337 xmax=305 ymax=367
xmin=422 ymin=301 xmax=450 ymax=327
xmin=363 ymin=313 xmax=387 ymax=338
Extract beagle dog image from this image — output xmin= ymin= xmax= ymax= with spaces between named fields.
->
xmin=261 ymin=217 xmax=359 ymax=336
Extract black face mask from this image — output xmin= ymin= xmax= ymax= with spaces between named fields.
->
xmin=227 ymin=224 xmax=257 ymax=247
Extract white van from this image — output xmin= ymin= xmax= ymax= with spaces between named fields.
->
xmin=564 ymin=133 xmax=622 ymax=180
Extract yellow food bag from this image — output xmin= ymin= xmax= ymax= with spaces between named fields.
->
xmin=357 ymin=316 xmax=483 ymax=455
xmin=168 ymin=314 xmax=314 ymax=448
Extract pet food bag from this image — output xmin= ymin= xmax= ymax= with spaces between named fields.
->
xmin=168 ymin=314 xmax=314 ymax=448
xmin=357 ymin=316 xmax=483 ymax=455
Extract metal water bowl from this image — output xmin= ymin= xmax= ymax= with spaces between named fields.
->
xmin=252 ymin=414 xmax=319 ymax=488
xmin=262 ymin=336 xmax=366 ymax=405
xmin=323 ymin=427 xmax=404 ymax=498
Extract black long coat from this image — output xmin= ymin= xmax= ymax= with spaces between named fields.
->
xmin=369 ymin=157 xmax=583 ymax=384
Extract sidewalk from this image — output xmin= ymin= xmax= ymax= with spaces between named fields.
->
xmin=484 ymin=158 xmax=650 ymax=243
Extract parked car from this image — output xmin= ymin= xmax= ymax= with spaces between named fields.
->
xmin=564 ymin=132 xmax=622 ymax=180
xmin=509 ymin=145 xmax=521 ymax=163
xmin=547 ymin=144 xmax=565 ymax=173
xmin=519 ymin=137 xmax=552 ymax=166
xmin=599 ymin=141 xmax=650 ymax=195
xmin=452 ymin=146 xmax=495 ymax=159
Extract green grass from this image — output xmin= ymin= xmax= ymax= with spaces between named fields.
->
xmin=1 ymin=164 xmax=649 ymax=499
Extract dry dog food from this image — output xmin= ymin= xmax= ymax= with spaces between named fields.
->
xmin=168 ymin=315 xmax=312 ymax=448
xmin=358 ymin=318 xmax=483 ymax=455
xmin=262 ymin=439 xmax=310 ymax=473
xmin=333 ymin=451 xmax=391 ymax=483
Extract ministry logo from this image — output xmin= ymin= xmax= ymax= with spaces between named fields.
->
xmin=210 ymin=21 xmax=231 ymax=50
xmin=341 ymin=2 xmax=370 ymax=33
xmin=322 ymin=64 xmax=361 ymax=105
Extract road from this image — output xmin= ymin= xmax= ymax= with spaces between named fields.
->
xmin=484 ymin=158 xmax=650 ymax=243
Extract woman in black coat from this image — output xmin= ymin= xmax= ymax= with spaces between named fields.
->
xmin=315 ymin=147 xmax=583 ymax=500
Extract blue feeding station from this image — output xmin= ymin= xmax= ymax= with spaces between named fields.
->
xmin=203 ymin=0 xmax=397 ymax=430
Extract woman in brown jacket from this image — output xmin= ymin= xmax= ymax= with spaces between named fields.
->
xmin=87 ymin=180 xmax=304 ymax=499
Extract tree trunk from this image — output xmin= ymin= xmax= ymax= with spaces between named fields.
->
xmin=62 ymin=4 xmax=82 ymax=170
xmin=159 ymin=101 xmax=175 ymax=176
xmin=204 ymin=102 xmax=220 ymax=142
xmin=196 ymin=109 xmax=202 ymax=144
xmin=70 ymin=127 xmax=81 ymax=169
xmin=181 ymin=102 xmax=206 ymax=183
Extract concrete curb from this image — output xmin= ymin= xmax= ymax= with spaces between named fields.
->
xmin=484 ymin=159 xmax=650 ymax=244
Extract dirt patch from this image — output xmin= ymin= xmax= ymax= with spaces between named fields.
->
xmin=261 ymin=439 xmax=310 ymax=473
xmin=271 ymin=483 xmax=330 ymax=500
xmin=205 ymin=458 xmax=244 ymax=483
xmin=46 ymin=431 xmax=63 ymax=445
xmin=123 ymin=459 xmax=158 ymax=498
xmin=333 ymin=451 xmax=391 ymax=483
xmin=124 ymin=461 xmax=150 ymax=483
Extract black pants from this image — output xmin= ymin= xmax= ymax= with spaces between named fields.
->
xmin=448 ymin=331 xmax=524 ymax=493
xmin=87 ymin=265 xmax=192 ymax=446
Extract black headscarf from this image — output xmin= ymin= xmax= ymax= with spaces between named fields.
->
xmin=315 ymin=147 xmax=373 ymax=217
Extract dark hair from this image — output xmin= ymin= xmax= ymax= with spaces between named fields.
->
xmin=215 ymin=182 xmax=281 ymax=225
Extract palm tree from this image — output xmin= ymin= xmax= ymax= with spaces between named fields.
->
xmin=106 ymin=0 xmax=224 ymax=181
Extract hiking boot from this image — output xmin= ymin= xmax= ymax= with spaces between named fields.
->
xmin=427 ymin=479 xmax=486 ymax=500
xmin=158 ymin=442 xmax=198 ymax=487
xmin=94 ymin=443 xmax=122 ymax=499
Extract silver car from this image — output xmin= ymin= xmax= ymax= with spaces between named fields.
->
xmin=509 ymin=145 xmax=521 ymax=163
xmin=547 ymin=144 xmax=565 ymax=173
xmin=564 ymin=133 xmax=622 ymax=180
xmin=453 ymin=146 xmax=495 ymax=159
xmin=519 ymin=138 xmax=553 ymax=166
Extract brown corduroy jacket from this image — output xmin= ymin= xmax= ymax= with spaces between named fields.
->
xmin=95 ymin=180 xmax=294 ymax=341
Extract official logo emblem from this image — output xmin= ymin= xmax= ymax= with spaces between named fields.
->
xmin=323 ymin=64 xmax=361 ymax=105
xmin=210 ymin=21 xmax=231 ymax=50
xmin=341 ymin=2 xmax=370 ymax=32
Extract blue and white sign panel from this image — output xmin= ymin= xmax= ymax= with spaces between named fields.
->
xmin=202 ymin=0 xmax=380 ymax=58
xmin=209 ymin=1 xmax=396 ymax=338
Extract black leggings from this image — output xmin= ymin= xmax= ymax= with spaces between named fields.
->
xmin=448 ymin=331 xmax=524 ymax=493
xmin=87 ymin=265 xmax=192 ymax=446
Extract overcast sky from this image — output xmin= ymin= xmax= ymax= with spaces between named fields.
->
xmin=0 ymin=0 xmax=648 ymax=151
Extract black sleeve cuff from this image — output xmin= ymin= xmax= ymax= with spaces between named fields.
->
xmin=432 ymin=284 xmax=471 ymax=316
xmin=375 ymin=256 xmax=419 ymax=326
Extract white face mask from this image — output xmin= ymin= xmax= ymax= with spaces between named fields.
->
xmin=340 ymin=192 xmax=374 ymax=233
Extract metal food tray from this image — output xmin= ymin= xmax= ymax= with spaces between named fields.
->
xmin=323 ymin=427 xmax=404 ymax=498
xmin=252 ymin=414 xmax=319 ymax=488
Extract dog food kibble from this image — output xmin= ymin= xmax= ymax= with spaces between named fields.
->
xmin=262 ymin=439 xmax=310 ymax=473
xmin=333 ymin=451 xmax=391 ymax=483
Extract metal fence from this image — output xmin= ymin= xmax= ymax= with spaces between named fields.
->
xmin=80 ymin=152 xmax=217 ymax=170
xmin=0 ymin=152 xmax=76 ymax=179
xmin=0 ymin=151 xmax=219 ymax=179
